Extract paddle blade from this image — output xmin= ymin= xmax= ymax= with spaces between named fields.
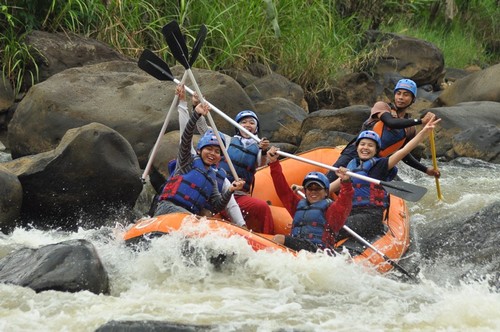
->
xmin=381 ymin=180 xmax=428 ymax=202
xmin=189 ymin=24 xmax=207 ymax=66
xmin=138 ymin=49 xmax=174 ymax=81
xmin=162 ymin=21 xmax=190 ymax=68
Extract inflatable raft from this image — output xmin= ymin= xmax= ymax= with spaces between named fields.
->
xmin=124 ymin=147 xmax=410 ymax=274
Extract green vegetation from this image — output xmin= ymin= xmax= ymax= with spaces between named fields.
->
xmin=1 ymin=0 xmax=498 ymax=97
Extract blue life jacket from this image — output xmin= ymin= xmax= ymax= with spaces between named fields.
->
xmin=347 ymin=158 xmax=395 ymax=208
xmin=219 ymin=136 xmax=259 ymax=192
xmin=159 ymin=156 xmax=217 ymax=214
xmin=291 ymin=199 xmax=333 ymax=248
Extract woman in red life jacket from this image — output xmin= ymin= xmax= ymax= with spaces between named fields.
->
xmin=266 ymin=147 xmax=354 ymax=253
xmin=327 ymin=78 xmax=440 ymax=182
xmin=329 ymin=115 xmax=441 ymax=241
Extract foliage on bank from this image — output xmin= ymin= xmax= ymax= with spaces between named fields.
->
xmin=1 ymin=0 xmax=498 ymax=96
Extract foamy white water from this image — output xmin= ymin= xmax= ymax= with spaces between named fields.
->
xmin=1 ymin=158 xmax=499 ymax=332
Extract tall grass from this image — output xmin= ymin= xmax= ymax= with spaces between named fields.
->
xmin=381 ymin=20 xmax=493 ymax=69
xmin=177 ymin=0 xmax=367 ymax=95
xmin=0 ymin=4 xmax=39 ymax=95
xmin=1 ymin=0 xmax=498 ymax=97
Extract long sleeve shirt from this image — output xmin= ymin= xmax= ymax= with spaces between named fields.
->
xmin=269 ymin=160 xmax=354 ymax=234
xmin=177 ymin=102 xmax=245 ymax=225
xmin=174 ymin=111 xmax=233 ymax=214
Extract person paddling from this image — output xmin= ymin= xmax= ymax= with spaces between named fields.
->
xmin=153 ymin=101 xmax=245 ymax=216
xmin=327 ymin=78 xmax=440 ymax=182
xmin=193 ymin=94 xmax=275 ymax=234
xmin=330 ymin=115 xmax=441 ymax=241
xmin=173 ymin=84 xmax=246 ymax=227
xmin=266 ymin=146 xmax=354 ymax=253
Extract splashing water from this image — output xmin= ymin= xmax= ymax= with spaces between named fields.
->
xmin=1 ymin=158 xmax=500 ymax=331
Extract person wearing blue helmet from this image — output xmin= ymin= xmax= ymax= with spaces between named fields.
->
xmin=266 ymin=146 xmax=354 ymax=253
xmin=173 ymin=84 xmax=246 ymax=226
xmin=329 ymin=115 xmax=441 ymax=241
xmin=193 ymin=95 xmax=274 ymax=234
xmin=326 ymin=78 xmax=440 ymax=182
xmin=153 ymin=99 xmax=245 ymax=217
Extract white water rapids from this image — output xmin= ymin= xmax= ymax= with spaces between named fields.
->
xmin=1 ymin=157 xmax=499 ymax=332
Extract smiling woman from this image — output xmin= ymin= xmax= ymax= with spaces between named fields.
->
xmin=152 ymin=102 xmax=245 ymax=217
xmin=265 ymin=146 xmax=354 ymax=253
xmin=331 ymin=116 xmax=441 ymax=242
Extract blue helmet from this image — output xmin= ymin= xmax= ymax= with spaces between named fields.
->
xmin=356 ymin=130 xmax=381 ymax=149
xmin=196 ymin=129 xmax=226 ymax=151
xmin=302 ymin=172 xmax=330 ymax=190
xmin=394 ymin=79 xmax=417 ymax=98
xmin=235 ymin=110 xmax=259 ymax=135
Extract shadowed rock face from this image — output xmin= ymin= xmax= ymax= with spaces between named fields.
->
xmin=415 ymin=200 xmax=500 ymax=289
xmin=425 ymin=102 xmax=500 ymax=163
xmin=6 ymin=61 xmax=254 ymax=168
xmin=95 ymin=320 xmax=214 ymax=332
xmin=0 ymin=165 xmax=22 ymax=231
xmin=2 ymin=122 xmax=142 ymax=230
xmin=433 ymin=63 xmax=500 ymax=107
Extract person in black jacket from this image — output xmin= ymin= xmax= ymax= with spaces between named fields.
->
xmin=327 ymin=78 xmax=441 ymax=182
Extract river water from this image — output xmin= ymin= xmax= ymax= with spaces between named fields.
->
xmin=1 ymin=157 xmax=499 ymax=332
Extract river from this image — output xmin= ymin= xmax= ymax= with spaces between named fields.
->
xmin=1 ymin=157 xmax=499 ymax=332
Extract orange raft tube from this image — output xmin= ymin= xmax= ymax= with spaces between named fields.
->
xmin=124 ymin=147 xmax=410 ymax=274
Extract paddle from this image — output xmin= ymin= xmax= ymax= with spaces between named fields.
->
xmin=162 ymin=21 xmax=239 ymax=181
xmin=341 ymin=225 xmax=416 ymax=280
xmin=140 ymin=68 xmax=188 ymax=182
xmin=136 ymin=49 xmax=427 ymax=202
xmin=138 ymin=25 xmax=208 ymax=182
xmin=429 ymin=130 xmax=443 ymax=200
xmin=293 ymin=187 xmax=416 ymax=280
xmin=137 ymin=49 xmax=177 ymax=82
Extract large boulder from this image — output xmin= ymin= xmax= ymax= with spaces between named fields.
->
xmin=8 ymin=61 xmax=254 ymax=167
xmin=301 ymin=105 xmax=371 ymax=137
xmin=26 ymin=30 xmax=130 ymax=84
xmin=433 ymin=63 xmax=500 ymax=106
xmin=334 ymin=72 xmax=379 ymax=107
xmin=3 ymin=122 xmax=142 ymax=228
xmin=365 ymin=31 xmax=445 ymax=87
xmin=297 ymin=106 xmax=370 ymax=152
xmin=0 ymin=165 xmax=22 ymax=232
xmin=96 ymin=320 xmax=214 ymax=331
xmin=0 ymin=239 xmax=109 ymax=294
xmin=8 ymin=60 xmax=169 ymax=167
xmin=170 ymin=66 xmax=256 ymax=134
xmin=425 ymin=101 xmax=500 ymax=163
xmin=298 ymin=129 xmax=355 ymax=152
xmin=244 ymin=72 xmax=306 ymax=108
xmin=255 ymin=97 xmax=307 ymax=145
xmin=417 ymin=201 xmax=500 ymax=287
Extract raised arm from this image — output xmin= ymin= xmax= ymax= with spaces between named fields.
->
xmin=178 ymin=103 xmax=208 ymax=168
xmin=388 ymin=116 xmax=441 ymax=169
xmin=267 ymin=146 xmax=300 ymax=215
xmin=379 ymin=111 xmax=435 ymax=129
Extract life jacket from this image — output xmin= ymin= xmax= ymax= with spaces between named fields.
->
xmin=219 ymin=136 xmax=259 ymax=192
xmin=291 ymin=199 xmax=335 ymax=249
xmin=347 ymin=157 xmax=393 ymax=209
xmin=365 ymin=104 xmax=416 ymax=157
xmin=158 ymin=156 xmax=217 ymax=214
